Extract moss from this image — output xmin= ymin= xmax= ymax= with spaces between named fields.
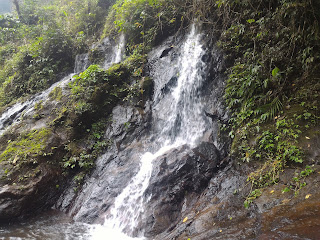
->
xmin=49 ymin=106 xmax=68 ymax=126
xmin=88 ymin=47 xmax=106 ymax=65
xmin=32 ymin=100 xmax=45 ymax=119
xmin=49 ymin=86 xmax=62 ymax=101
xmin=0 ymin=128 xmax=51 ymax=166
xmin=140 ymin=77 xmax=154 ymax=99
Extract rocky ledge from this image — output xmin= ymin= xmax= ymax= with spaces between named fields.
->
xmin=141 ymin=142 xmax=221 ymax=237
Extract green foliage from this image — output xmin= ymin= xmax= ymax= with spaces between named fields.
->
xmin=216 ymin=0 xmax=320 ymax=207
xmin=0 ymin=128 xmax=51 ymax=167
xmin=68 ymin=63 xmax=133 ymax=117
xmin=244 ymin=189 xmax=262 ymax=208
xmin=239 ymin=117 xmax=303 ymax=205
xmin=103 ymin=0 xmax=187 ymax=50
xmin=70 ymin=65 xmax=107 ymax=98
xmin=1 ymin=31 xmax=74 ymax=103
xmin=112 ymin=0 xmax=161 ymax=32
xmin=0 ymin=14 xmax=20 ymax=44
xmin=221 ymin=0 xmax=320 ymax=125
xmin=291 ymin=165 xmax=314 ymax=195
xmin=62 ymin=119 xmax=110 ymax=172
xmin=0 ymin=0 xmax=113 ymax=107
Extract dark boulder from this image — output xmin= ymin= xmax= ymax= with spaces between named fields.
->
xmin=160 ymin=46 xmax=174 ymax=58
xmin=141 ymin=142 xmax=220 ymax=237
xmin=160 ymin=76 xmax=178 ymax=96
xmin=0 ymin=165 xmax=62 ymax=223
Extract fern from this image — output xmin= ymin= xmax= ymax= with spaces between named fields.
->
xmin=259 ymin=96 xmax=283 ymax=121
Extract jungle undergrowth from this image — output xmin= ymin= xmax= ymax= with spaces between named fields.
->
xmin=212 ymin=0 xmax=320 ymax=207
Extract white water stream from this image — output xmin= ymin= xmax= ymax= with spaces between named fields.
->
xmin=0 ymin=25 xmax=208 ymax=239
xmin=104 ymin=34 xmax=126 ymax=69
xmin=0 ymin=74 xmax=73 ymax=136
xmin=0 ymin=35 xmax=126 ymax=137
xmin=89 ymin=24 xmax=207 ymax=239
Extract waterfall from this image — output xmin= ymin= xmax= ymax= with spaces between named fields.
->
xmin=88 ymin=23 xmax=208 ymax=239
xmin=0 ymin=74 xmax=73 ymax=136
xmin=74 ymin=53 xmax=90 ymax=73
xmin=104 ymin=34 xmax=126 ymax=69
xmin=0 ymin=35 xmax=125 ymax=136
xmin=152 ymin=24 xmax=207 ymax=146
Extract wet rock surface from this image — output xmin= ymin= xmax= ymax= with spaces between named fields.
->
xmin=56 ymin=103 xmax=153 ymax=223
xmin=152 ymin=163 xmax=320 ymax=240
xmin=0 ymin=97 xmax=69 ymax=224
xmin=142 ymin=142 xmax=220 ymax=237
xmin=0 ymin=164 xmax=62 ymax=223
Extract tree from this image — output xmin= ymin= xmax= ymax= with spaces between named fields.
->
xmin=12 ymin=0 xmax=21 ymax=19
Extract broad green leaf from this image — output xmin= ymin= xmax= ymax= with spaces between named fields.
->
xmin=272 ymin=67 xmax=280 ymax=77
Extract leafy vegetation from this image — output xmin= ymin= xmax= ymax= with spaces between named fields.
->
xmin=62 ymin=119 xmax=110 ymax=172
xmin=0 ymin=0 xmax=318 ymax=206
xmin=0 ymin=128 xmax=52 ymax=182
xmin=102 ymin=0 xmax=191 ymax=53
xmin=0 ymin=0 xmax=114 ymax=107
xmin=209 ymin=0 xmax=320 ymax=206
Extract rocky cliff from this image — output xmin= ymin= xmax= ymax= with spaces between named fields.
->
xmin=0 ymin=0 xmax=319 ymax=239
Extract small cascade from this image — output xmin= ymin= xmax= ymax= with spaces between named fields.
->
xmin=103 ymin=143 xmax=181 ymax=235
xmin=104 ymin=34 xmax=126 ymax=69
xmin=0 ymin=74 xmax=73 ymax=135
xmin=103 ymin=152 xmax=153 ymax=234
xmin=74 ymin=53 xmax=90 ymax=73
xmin=152 ymin=24 xmax=207 ymax=146
xmin=88 ymin=23 xmax=209 ymax=238
xmin=0 ymin=34 xmax=126 ymax=136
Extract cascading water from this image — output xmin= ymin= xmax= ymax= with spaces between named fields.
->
xmin=74 ymin=53 xmax=90 ymax=73
xmin=0 ymin=23 xmax=212 ymax=239
xmin=0 ymin=35 xmax=125 ymax=137
xmin=152 ymin=24 xmax=207 ymax=146
xmin=88 ymin=23 xmax=208 ymax=239
xmin=104 ymin=34 xmax=126 ymax=69
xmin=0 ymin=74 xmax=73 ymax=136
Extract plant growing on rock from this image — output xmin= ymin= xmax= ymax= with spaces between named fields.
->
xmin=213 ymin=0 xmax=320 ymax=207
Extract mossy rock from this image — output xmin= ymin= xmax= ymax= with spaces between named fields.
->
xmin=140 ymin=77 xmax=154 ymax=99
xmin=0 ymin=128 xmax=51 ymax=166
xmin=88 ymin=48 xmax=106 ymax=65
xmin=49 ymin=86 xmax=62 ymax=101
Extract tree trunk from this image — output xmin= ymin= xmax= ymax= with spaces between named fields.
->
xmin=12 ymin=0 xmax=22 ymax=20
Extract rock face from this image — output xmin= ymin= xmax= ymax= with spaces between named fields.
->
xmin=142 ymin=142 xmax=220 ymax=237
xmin=56 ymin=103 xmax=153 ymax=223
xmin=0 ymin=34 xmax=128 ymax=224
xmin=0 ymin=165 xmax=62 ymax=223
xmin=151 ymin=162 xmax=320 ymax=240
xmin=0 ymin=21 xmax=319 ymax=240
